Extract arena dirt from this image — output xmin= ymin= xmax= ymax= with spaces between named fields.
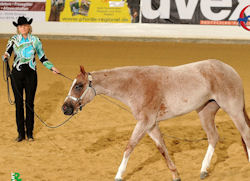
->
xmin=0 ymin=38 xmax=249 ymax=180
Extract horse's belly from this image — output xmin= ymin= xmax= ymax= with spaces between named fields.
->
xmin=157 ymin=91 xmax=211 ymax=121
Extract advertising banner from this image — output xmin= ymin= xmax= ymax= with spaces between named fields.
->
xmin=46 ymin=0 xmax=140 ymax=23
xmin=0 ymin=0 xmax=248 ymax=29
xmin=141 ymin=0 xmax=250 ymax=26
xmin=0 ymin=0 xmax=46 ymax=22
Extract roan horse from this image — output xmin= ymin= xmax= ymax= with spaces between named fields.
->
xmin=62 ymin=60 xmax=250 ymax=181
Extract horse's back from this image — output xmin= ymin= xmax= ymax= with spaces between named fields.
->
xmin=99 ymin=60 xmax=244 ymax=119
xmin=109 ymin=60 xmax=242 ymax=97
xmin=174 ymin=59 xmax=244 ymax=111
xmin=172 ymin=59 xmax=242 ymax=90
xmin=197 ymin=60 xmax=243 ymax=95
xmin=156 ymin=59 xmax=244 ymax=119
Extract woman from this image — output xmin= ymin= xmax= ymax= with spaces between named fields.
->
xmin=3 ymin=16 xmax=60 ymax=142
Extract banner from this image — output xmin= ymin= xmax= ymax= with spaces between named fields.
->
xmin=141 ymin=0 xmax=250 ymax=26
xmin=46 ymin=0 xmax=140 ymax=23
xmin=0 ymin=0 xmax=46 ymax=22
xmin=1 ymin=0 xmax=248 ymax=26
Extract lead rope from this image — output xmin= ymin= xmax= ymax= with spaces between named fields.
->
xmin=2 ymin=56 xmax=77 ymax=128
xmin=2 ymin=57 xmax=15 ymax=105
xmin=99 ymin=95 xmax=131 ymax=113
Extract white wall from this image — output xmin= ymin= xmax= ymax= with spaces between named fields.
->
xmin=0 ymin=21 xmax=249 ymax=40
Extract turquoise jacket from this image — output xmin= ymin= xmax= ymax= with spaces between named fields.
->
xmin=5 ymin=34 xmax=54 ymax=71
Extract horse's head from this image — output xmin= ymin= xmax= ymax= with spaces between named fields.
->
xmin=62 ymin=66 xmax=96 ymax=115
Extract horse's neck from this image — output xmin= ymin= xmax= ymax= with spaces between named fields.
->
xmin=92 ymin=69 xmax=132 ymax=103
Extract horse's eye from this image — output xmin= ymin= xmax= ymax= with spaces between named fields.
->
xmin=75 ymin=84 xmax=83 ymax=90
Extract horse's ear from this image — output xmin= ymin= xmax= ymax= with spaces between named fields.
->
xmin=80 ymin=65 xmax=86 ymax=75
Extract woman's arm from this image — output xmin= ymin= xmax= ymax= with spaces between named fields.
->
xmin=40 ymin=55 xmax=60 ymax=74
xmin=32 ymin=36 xmax=60 ymax=73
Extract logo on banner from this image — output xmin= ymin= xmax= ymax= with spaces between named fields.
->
xmin=237 ymin=5 xmax=250 ymax=31
xmin=11 ymin=172 xmax=22 ymax=181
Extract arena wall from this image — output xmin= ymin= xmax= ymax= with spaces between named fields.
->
xmin=1 ymin=22 xmax=249 ymax=41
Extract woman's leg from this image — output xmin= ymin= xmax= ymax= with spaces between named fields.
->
xmin=24 ymin=70 xmax=37 ymax=139
xmin=10 ymin=70 xmax=25 ymax=140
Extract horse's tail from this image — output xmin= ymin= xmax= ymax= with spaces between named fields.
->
xmin=242 ymin=106 xmax=250 ymax=161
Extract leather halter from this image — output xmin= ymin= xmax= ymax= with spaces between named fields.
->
xmin=66 ymin=73 xmax=96 ymax=110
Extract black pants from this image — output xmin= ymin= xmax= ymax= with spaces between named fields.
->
xmin=10 ymin=65 xmax=37 ymax=138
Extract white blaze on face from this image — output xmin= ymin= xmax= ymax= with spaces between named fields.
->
xmin=64 ymin=79 xmax=76 ymax=102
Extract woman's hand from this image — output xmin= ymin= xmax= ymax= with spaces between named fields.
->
xmin=2 ymin=53 xmax=9 ymax=62
xmin=51 ymin=67 xmax=60 ymax=74
xmin=3 ymin=53 xmax=9 ymax=59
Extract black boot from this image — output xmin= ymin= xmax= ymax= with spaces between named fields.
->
xmin=16 ymin=134 xmax=25 ymax=142
xmin=27 ymin=134 xmax=34 ymax=141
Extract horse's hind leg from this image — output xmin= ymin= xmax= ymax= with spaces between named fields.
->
xmin=216 ymin=90 xmax=250 ymax=162
xmin=197 ymin=100 xmax=220 ymax=179
xmin=147 ymin=123 xmax=181 ymax=181
xmin=225 ymin=108 xmax=250 ymax=162
xmin=243 ymin=107 xmax=250 ymax=161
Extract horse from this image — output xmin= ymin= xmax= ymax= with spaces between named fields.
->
xmin=62 ymin=59 xmax=250 ymax=181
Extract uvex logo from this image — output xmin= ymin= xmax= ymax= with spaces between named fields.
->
xmin=142 ymin=0 xmax=250 ymax=21
xmin=238 ymin=5 xmax=250 ymax=31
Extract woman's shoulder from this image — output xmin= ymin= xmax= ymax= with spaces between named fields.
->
xmin=29 ymin=34 xmax=43 ymax=46
xmin=29 ymin=34 xmax=40 ymax=41
xmin=9 ymin=34 xmax=20 ymax=42
xmin=29 ymin=34 xmax=44 ymax=49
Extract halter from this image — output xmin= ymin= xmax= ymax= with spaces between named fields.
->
xmin=66 ymin=73 xmax=96 ymax=110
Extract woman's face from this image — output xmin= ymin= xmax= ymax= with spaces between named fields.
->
xmin=17 ymin=24 xmax=30 ymax=36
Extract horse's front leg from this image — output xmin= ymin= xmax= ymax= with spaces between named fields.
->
xmin=147 ymin=123 xmax=181 ymax=181
xmin=115 ymin=117 xmax=155 ymax=181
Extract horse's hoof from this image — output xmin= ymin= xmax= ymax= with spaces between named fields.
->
xmin=115 ymin=179 xmax=122 ymax=181
xmin=173 ymin=178 xmax=181 ymax=181
xmin=200 ymin=171 xmax=208 ymax=179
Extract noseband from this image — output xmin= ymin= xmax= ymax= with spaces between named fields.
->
xmin=66 ymin=73 xmax=96 ymax=110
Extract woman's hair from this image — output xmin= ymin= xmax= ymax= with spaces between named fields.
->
xmin=16 ymin=25 xmax=32 ymax=34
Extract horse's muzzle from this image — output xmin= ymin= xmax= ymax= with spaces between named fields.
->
xmin=62 ymin=103 xmax=74 ymax=115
